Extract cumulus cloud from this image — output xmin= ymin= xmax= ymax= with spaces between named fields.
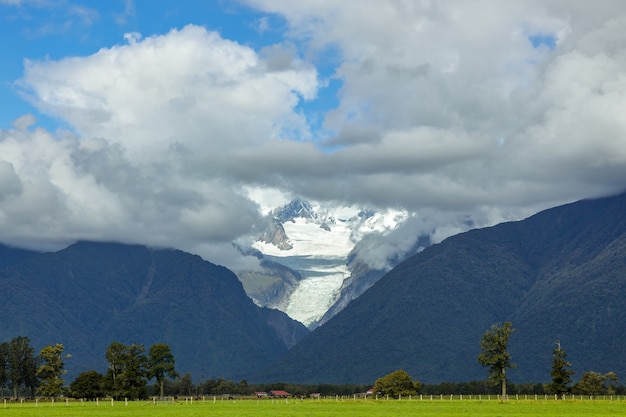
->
xmin=4 ymin=2 xmax=626 ymax=268
xmin=3 ymin=24 xmax=319 ymax=267
xmin=241 ymin=0 xmax=626 ymax=207
xmin=19 ymin=25 xmax=318 ymax=159
xmin=0 ymin=118 xmax=264 ymax=258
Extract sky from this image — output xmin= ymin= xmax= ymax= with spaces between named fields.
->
xmin=1 ymin=0 xmax=625 ymax=270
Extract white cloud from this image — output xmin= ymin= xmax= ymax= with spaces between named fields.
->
xmin=4 ymin=2 xmax=626 ymax=268
xmin=4 ymin=25 xmax=321 ymax=267
xmin=240 ymin=0 xmax=626 ymax=206
xmin=19 ymin=25 xmax=318 ymax=161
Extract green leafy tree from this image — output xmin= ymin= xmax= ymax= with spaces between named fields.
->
xmin=36 ymin=344 xmax=71 ymax=397
xmin=104 ymin=342 xmax=148 ymax=399
xmin=573 ymin=371 xmax=605 ymax=396
xmin=70 ymin=370 xmax=106 ymax=399
xmin=147 ymin=343 xmax=178 ymax=399
xmin=373 ymin=369 xmax=421 ymax=398
xmin=478 ymin=322 xmax=515 ymax=399
xmin=547 ymin=342 xmax=574 ymax=399
xmin=7 ymin=336 xmax=38 ymax=399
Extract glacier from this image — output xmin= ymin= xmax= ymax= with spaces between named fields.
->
xmin=251 ymin=202 xmax=409 ymax=328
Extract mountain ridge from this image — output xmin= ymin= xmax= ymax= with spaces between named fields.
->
xmin=253 ymin=191 xmax=626 ymax=384
xmin=0 ymin=241 xmax=308 ymax=380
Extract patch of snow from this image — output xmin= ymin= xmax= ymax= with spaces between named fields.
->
xmin=253 ymin=217 xmax=354 ymax=258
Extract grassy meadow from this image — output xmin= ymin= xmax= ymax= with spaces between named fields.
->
xmin=3 ymin=397 xmax=626 ymax=417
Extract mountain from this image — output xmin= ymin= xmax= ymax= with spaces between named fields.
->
xmin=272 ymin=199 xmax=319 ymax=223
xmin=236 ymin=255 xmax=302 ymax=311
xmin=239 ymin=200 xmax=414 ymax=328
xmin=0 ymin=241 xmax=308 ymax=380
xmin=253 ymin=191 xmax=626 ymax=384
xmin=0 ymin=244 xmax=37 ymax=268
xmin=315 ymin=233 xmax=432 ymax=327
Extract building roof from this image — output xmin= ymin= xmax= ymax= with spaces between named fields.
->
xmin=270 ymin=390 xmax=291 ymax=396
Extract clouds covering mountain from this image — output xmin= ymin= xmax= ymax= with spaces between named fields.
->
xmin=1 ymin=2 xmax=626 ymax=275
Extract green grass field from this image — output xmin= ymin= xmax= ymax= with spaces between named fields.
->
xmin=3 ymin=397 xmax=626 ymax=417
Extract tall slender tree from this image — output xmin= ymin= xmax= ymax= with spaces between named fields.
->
xmin=548 ymin=341 xmax=574 ymax=399
xmin=105 ymin=341 xmax=126 ymax=398
xmin=0 ymin=342 xmax=8 ymax=397
xmin=147 ymin=343 xmax=178 ymax=399
xmin=604 ymin=372 xmax=618 ymax=395
xmin=37 ymin=344 xmax=71 ymax=397
xmin=478 ymin=322 xmax=515 ymax=399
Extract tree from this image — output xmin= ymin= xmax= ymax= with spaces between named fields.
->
xmin=605 ymin=372 xmax=618 ymax=395
xmin=547 ymin=342 xmax=574 ymax=399
xmin=147 ymin=343 xmax=178 ymax=399
xmin=105 ymin=341 xmax=125 ymax=398
xmin=178 ymin=373 xmax=194 ymax=396
xmin=104 ymin=342 xmax=126 ymax=397
xmin=478 ymin=321 xmax=515 ymax=399
xmin=104 ymin=342 xmax=148 ymax=399
xmin=0 ymin=342 xmax=8 ymax=397
xmin=572 ymin=371 xmax=619 ymax=396
xmin=373 ymin=369 xmax=421 ymax=398
xmin=70 ymin=370 xmax=106 ymax=399
xmin=573 ymin=371 xmax=605 ymax=396
xmin=36 ymin=344 xmax=71 ymax=397
xmin=7 ymin=336 xmax=38 ymax=399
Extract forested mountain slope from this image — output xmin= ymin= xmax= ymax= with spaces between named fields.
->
xmin=254 ymin=192 xmax=626 ymax=384
xmin=0 ymin=241 xmax=308 ymax=380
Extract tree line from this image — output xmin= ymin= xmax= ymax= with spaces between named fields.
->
xmin=2 ymin=329 xmax=624 ymax=400
xmin=0 ymin=337 xmax=176 ymax=400
xmin=477 ymin=321 xmax=623 ymax=399
xmin=372 ymin=321 xmax=625 ymax=399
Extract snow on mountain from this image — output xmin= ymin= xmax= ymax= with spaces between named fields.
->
xmin=254 ymin=217 xmax=353 ymax=258
xmin=283 ymin=260 xmax=349 ymax=326
xmin=250 ymin=200 xmax=409 ymax=327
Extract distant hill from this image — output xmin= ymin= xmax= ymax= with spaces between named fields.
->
xmin=0 ymin=241 xmax=308 ymax=380
xmin=254 ymin=191 xmax=626 ymax=384
xmin=0 ymin=244 xmax=37 ymax=268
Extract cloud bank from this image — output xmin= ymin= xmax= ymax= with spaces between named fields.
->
xmin=2 ymin=2 xmax=626 ymax=269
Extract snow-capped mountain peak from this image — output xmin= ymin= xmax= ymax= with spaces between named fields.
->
xmin=272 ymin=199 xmax=319 ymax=223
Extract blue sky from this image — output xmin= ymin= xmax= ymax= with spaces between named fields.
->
xmin=1 ymin=1 xmax=625 ymax=269
xmin=1 ymin=1 xmax=340 ymax=132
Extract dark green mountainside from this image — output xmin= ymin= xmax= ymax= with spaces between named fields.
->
xmin=0 ymin=241 xmax=308 ymax=380
xmin=254 ymin=192 xmax=626 ymax=384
